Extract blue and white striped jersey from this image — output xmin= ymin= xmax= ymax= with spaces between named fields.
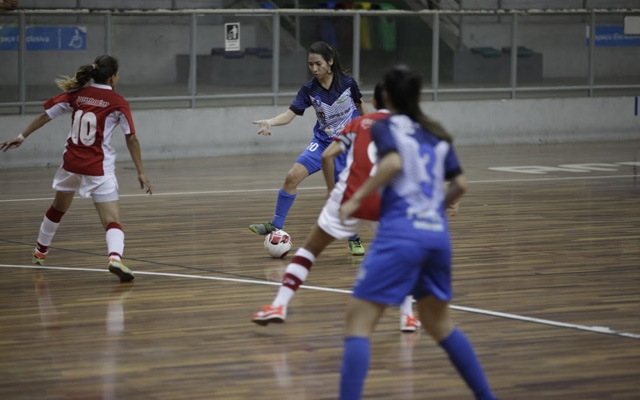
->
xmin=371 ymin=114 xmax=463 ymax=245
xmin=289 ymin=74 xmax=362 ymax=144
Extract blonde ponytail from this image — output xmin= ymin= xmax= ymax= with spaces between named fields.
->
xmin=55 ymin=64 xmax=93 ymax=92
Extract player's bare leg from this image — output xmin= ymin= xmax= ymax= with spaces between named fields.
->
xmin=33 ymin=191 xmax=75 ymax=265
xmin=252 ymin=224 xmax=335 ymax=325
xmin=94 ymin=200 xmax=134 ymax=282
xmin=417 ymin=296 xmax=496 ymax=399
xmin=249 ymin=163 xmax=309 ymax=235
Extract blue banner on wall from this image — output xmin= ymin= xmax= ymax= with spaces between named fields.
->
xmin=587 ymin=25 xmax=640 ymax=47
xmin=0 ymin=26 xmax=86 ymax=51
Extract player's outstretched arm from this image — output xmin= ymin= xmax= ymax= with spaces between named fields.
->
xmin=253 ymin=109 xmax=296 ymax=135
xmin=356 ymin=101 xmax=368 ymax=117
xmin=125 ymin=134 xmax=152 ymax=195
xmin=445 ymin=174 xmax=466 ymax=211
xmin=444 ymin=182 xmax=460 ymax=217
xmin=446 ymin=201 xmax=460 ymax=217
xmin=339 ymin=151 xmax=401 ymax=222
xmin=1 ymin=112 xmax=51 ymax=152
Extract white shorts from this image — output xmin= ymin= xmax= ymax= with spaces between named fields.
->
xmin=317 ymin=196 xmax=378 ymax=240
xmin=52 ymin=166 xmax=119 ymax=202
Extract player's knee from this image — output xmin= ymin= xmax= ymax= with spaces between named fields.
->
xmin=418 ymin=311 xmax=453 ymax=341
xmin=283 ymin=171 xmax=304 ymax=188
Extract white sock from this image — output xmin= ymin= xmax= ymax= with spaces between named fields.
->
xmin=272 ymin=248 xmax=316 ymax=307
xmin=272 ymin=286 xmax=295 ymax=308
xmin=106 ymin=228 xmax=125 ymax=261
xmin=400 ymin=295 xmax=415 ymax=316
xmin=37 ymin=217 xmax=60 ymax=248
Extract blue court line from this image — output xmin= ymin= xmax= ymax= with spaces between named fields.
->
xmin=1 ymin=263 xmax=639 ymax=340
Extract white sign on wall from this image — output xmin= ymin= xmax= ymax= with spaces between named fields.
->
xmin=624 ymin=16 xmax=640 ymax=34
xmin=225 ymin=22 xmax=240 ymax=52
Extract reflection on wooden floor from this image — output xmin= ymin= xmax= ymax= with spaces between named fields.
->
xmin=1 ymin=140 xmax=639 ymax=399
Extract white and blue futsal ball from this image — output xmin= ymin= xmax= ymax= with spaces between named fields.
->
xmin=264 ymin=229 xmax=293 ymax=258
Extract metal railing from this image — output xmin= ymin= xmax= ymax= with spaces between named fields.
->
xmin=1 ymin=7 xmax=639 ymax=114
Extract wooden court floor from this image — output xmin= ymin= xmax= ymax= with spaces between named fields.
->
xmin=1 ymin=140 xmax=639 ymax=399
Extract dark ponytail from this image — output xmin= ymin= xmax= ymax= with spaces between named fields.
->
xmin=55 ymin=55 xmax=119 ymax=92
xmin=308 ymin=41 xmax=349 ymax=90
xmin=382 ymin=64 xmax=453 ymax=143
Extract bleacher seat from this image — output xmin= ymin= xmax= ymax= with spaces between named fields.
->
xmin=471 ymin=47 xmax=502 ymax=58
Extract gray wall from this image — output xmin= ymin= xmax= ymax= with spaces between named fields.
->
xmin=15 ymin=0 xmax=224 ymax=9
xmin=1 ymin=12 xmax=639 ymax=87
xmin=461 ymin=0 xmax=639 ymax=9
xmin=462 ymin=21 xmax=640 ymax=79
xmin=1 ymin=96 xmax=638 ymax=169
xmin=15 ymin=0 xmax=640 ymax=8
xmin=0 ymin=22 xmax=259 ymax=86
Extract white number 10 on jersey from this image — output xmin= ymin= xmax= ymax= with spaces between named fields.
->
xmin=70 ymin=110 xmax=97 ymax=146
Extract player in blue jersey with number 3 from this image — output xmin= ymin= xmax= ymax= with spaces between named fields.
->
xmin=337 ymin=65 xmax=497 ymax=400
xmin=249 ymin=41 xmax=368 ymax=256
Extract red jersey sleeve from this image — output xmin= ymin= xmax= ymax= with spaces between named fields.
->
xmin=333 ymin=117 xmax=360 ymax=152
xmin=43 ymin=92 xmax=73 ymax=119
xmin=117 ymin=100 xmax=136 ymax=135
xmin=335 ymin=118 xmax=359 ymax=141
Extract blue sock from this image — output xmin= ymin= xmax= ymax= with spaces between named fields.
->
xmin=272 ymin=189 xmax=296 ymax=229
xmin=439 ymin=328 xmax=496 ymax=400
xmin=339 ymin=336 xmax=370 ymax=400
xmin=348 ymin=234 xmax=360 ymax=241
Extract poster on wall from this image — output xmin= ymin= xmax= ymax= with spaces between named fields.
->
xmin=0 ymin=26 xmax=87 ymax=51
xmin=585 ymin=25 xmax=640 ymax=46
xmin=224 ymin=22 xmax=240 ymax=52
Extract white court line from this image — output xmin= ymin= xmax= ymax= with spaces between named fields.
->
xmin=0 ymin=174 xmax=637 ymax=203
xmin=2 ymin=263 xmax=639 ymax=340
xmin=469 ymin=174 xmax=637 ymax=184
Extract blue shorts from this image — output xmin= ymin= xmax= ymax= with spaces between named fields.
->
xmin=295 ymin=138 xmax=347 ymax=182
xmin=352 ymin=237 xmax=453 ymax=306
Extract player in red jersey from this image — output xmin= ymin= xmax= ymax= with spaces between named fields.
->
xmin=252 ymin=83 xmax=421 ymax=331
xmin=1 ymin=55 xmax=152 ymax=282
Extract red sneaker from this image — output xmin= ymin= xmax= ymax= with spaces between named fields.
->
xmin=400 ymin=314 xmax=421 ymax=333
xmin=32 ymin=250 xmax=47 ymax=265
xmin=252 ymin=304 xmax=286 ymax=326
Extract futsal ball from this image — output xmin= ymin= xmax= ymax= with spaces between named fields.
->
xmin=264 ymin=229 xmax=293 ymax=258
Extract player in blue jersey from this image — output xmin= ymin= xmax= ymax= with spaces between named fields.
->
xmin=249 ymin=41 xmax=368 ymax=256
xmin=337 ymin=65 xmax=496 ymax=400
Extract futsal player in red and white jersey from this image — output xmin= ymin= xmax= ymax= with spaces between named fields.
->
xmin=1 ymin=55 xmax=152 ymax=282
xmin=252 ymin=82 xmax=421 ymax=331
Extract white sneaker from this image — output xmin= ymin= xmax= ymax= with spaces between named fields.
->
xmin=108 ymin=259 xmax=135 ymax=283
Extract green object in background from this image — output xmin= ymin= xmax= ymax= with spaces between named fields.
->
xmin=377 ymin=3 xmax=397 ymax=52
xmin=501 ymin=46 xmax=534 ymax=57
xmin=470 ymin=46 xmax=502 ymax=58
